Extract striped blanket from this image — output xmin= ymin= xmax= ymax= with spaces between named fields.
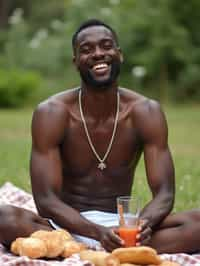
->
xmin=0 ymin=182 xmax=200 ymax=266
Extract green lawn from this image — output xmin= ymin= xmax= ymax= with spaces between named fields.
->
xmin=133 ymin=105 xmax=200 ymax=212
xmin=0 ymin=109 xmax=32 ymax=191
xmin=0 ymin=105 xmax=200 ymax=212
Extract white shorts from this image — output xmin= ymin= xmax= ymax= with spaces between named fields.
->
xmin=48 ymin=210 xmax=119 ymax=249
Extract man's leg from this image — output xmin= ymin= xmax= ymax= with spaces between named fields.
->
xmin=0 ymin=205 xmax=52 ymax=247
xmin=150 ymin=210 xmax=200 ymax=254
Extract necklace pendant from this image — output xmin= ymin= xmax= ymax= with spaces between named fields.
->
xmin=98 ymin=162 xmax=106 ymax=170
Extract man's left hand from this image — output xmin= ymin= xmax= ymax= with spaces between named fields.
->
xmin=136 ymin=219 xmax=152 ymax=246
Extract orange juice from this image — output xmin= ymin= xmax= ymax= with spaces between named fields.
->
xmin=118 ymin=227 xmax=139 ymax=247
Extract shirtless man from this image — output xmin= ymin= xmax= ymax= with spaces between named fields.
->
xmin=0 ymin=19 xmax=200 ymax=254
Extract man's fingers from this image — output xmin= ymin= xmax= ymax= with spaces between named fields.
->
xmin=101 ymin=235 xmax=122 ymax=252
xmin=110 ymin=230 xmax=124 ymax=245
xmin=104 ymin=241 xmax=119 ymax=252
xmin=112 ymin=227 xmax=119 ymax=235
xmin=141 ymin=235 xmax=151 ymax=245
xmin=138 ymin=226 xmax=152 ymax=242
xmin=139 ymin=219 xmax=149 ymax=230
xmin=100 ymin=228 xmax=124 ymax=251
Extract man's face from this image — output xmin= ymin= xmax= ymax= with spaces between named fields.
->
xmin=73 ymin=26 xmax=123 ymax=89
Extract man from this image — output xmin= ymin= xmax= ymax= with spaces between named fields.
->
xmin=0 ymin=19 xmax=199 ymax=254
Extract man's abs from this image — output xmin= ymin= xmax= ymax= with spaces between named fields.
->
xmin=60 ymin=165 xmax=137 ymax=212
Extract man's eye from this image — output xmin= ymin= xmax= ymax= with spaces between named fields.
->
xmin=80 ymin=46 xmax=91 ymax=53
xmin=103 ymin=42 xmax=113 ymax=49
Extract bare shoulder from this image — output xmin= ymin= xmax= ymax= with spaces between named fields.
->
xmin=120 ymin=88 xmax=168 ymax=140
xmin=32 ymin=88 xmax=79 ymax=146
xmin=33 ymin=88 xmax=79 ymax=123
xmin=119 ymin=87 xmax=162 ymax=117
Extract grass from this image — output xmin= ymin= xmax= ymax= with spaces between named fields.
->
xmin=0 ymin=105 xmax=200 ymax=212
xmin=133 ymin=105 xmax=200 ymax=212
xmin=0 ymin=109 xmax=32 ymax=191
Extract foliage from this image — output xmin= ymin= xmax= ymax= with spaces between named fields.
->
xmin=62 ymin=0 xmax=200 ymax=102
xmin=0 ymin=0 xmax=200 ymax=106
xmin=0 ymin=68 xmax=42 ymax=107
xmin=0 ymin=7 xmax=79 ymax=87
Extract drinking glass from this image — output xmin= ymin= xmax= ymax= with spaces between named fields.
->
xmin=117 ymin=196 xmax=140 ymax=247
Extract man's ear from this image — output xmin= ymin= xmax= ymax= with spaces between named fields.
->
xmin=120 ymin=53 xmax=124 ymax=63
xmin=118 ymin=47 xmax=124 ymax=63
xmin=73 ymin=55 xmax=76 ymax=64
xmin=73 ymin=55 xmax=79 ymax=70
xmin=72 ymin=55 xmax=79 ymax=72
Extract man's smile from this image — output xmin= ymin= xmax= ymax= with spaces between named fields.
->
xmin=91 ymin=63 xmax=110 ymax=75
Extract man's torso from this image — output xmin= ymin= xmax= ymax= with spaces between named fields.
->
xmin=36 ymin=87 xmax=149 ymax=212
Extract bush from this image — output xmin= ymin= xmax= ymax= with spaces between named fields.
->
xmin=0 ymin=69 xmax=42 ymax=108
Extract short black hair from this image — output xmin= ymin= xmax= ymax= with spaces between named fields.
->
xmin=72 ymin=19 xmax=119 ymax=50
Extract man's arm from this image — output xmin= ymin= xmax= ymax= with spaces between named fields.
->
xmin=136 ymin=100 xmax=175 ymax=243
xmin=30 ymin=99 xmax=122 ymax=251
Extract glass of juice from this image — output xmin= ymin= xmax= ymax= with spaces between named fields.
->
xmin=117 ymin=196 xmax=140 ymax=247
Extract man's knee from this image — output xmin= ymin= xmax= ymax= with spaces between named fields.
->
xmin=149 ymin=210 xmax=200 ymax=253
xmin=0 ymin=205 xmax=52 ymax=247
xmin=0 ymin=205 xmax=37 ymax=246
xmin=173 ymin=209 xmax=200 ymax=229
xmin=0 ymin=205 xmax=18 ymax=225
xmin=181 ymin=210 xmax=200 ymax=236
xmin=186 ymin=209 xmax=200 ymax=222
xmin=0 ymin=204 xmax=34 ymax=223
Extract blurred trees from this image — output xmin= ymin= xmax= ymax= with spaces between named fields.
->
xmin=0 ymin=0 xmax=200 ymax=107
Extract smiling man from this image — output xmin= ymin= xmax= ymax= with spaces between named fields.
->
xmin=0 ymin=19 xmax=200 ymax=254
xmin=73 ymin=24 xmax=121 ymax=89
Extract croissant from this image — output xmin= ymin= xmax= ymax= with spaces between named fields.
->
xmin=31 ymin=229 xmax=72 ymax=242
xmin=61 ymin=240 xmax=87 ymax=258
xmin=11 ymin=237 xmax=26 ymax=255
xmin=31 ymin=230 xmax=67 ymax=258
xmin=11 ymin=237 xmax=47 ymax=259
xmin=10 ymin=229 xmax=85 ymax=259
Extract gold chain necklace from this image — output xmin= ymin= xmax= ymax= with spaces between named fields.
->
xmin=79 ymin=89 xmax=120 ymax=170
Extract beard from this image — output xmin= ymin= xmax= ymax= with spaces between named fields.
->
xmin=79 ymin=61 xmax=121 ymax=90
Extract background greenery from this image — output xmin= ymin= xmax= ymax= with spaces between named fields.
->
xmin=0 ymin=1 xmax=199 ymax=212
xmin=0 ymin=105 xmax=199 ymax=212
xmin=0 ymin=0 xmax=200 ymax=106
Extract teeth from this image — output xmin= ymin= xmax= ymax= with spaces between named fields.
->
xmin=93 ymin=63 xmax=108 ymax=70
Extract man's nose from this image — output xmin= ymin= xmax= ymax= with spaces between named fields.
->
xmin=92 ymin=46 xmax=104 ymax=58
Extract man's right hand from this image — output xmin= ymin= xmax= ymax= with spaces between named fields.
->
xmin=97 ymin=226 xmax=124 ymax=252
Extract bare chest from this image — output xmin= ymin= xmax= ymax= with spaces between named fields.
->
xmin=61 ymin=113 xmax=141 ymax=176
xmin=59 ymin=111 xmax=142 ymax=211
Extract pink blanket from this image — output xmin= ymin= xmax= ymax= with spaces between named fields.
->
xmin=0 ymin=182 xmax=200 ymax=266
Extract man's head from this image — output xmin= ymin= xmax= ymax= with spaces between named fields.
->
xmin=72 ymin=19 xmax=123 ymax=90
xmin=72 ymin=19 xmax=119 ymax=51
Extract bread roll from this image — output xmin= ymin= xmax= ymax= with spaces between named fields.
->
xmin=80 ymin=250 xmax=120 ymax=266
xmin=105 ymin=254 xmax=120 ymax=266
xmin=120 ymin=264 xmax=141 ymax=266
xmin=18 ymin=237 xmax=47 ymax=259
xmin=80 ymin=250 xmax=109 ymax=266
xmin=112 ymin=246 xmax=161 ymax=265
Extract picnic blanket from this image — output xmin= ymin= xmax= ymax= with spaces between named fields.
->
xmin=0 ymin=182 xmax=200 ymax=266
